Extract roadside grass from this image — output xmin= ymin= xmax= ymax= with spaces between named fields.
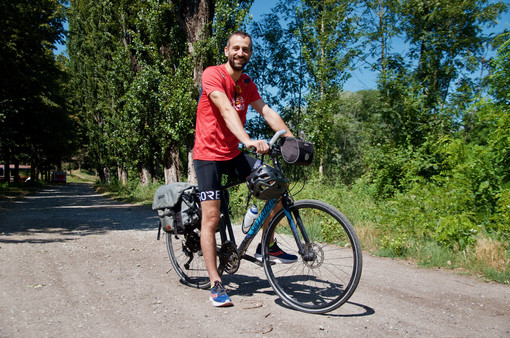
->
xmin=0 ymin=181 xmax=46 ymax=201
xmin=92 ymin=176 xmax=510 ymax=284
xmin=93 ymin=179 xmax=159 ymax=206
xmin=67 ymin=170 xmax=97 ymax=183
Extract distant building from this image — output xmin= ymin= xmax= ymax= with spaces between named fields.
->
xmin=0 ymin=164 xmax=31 ymax=182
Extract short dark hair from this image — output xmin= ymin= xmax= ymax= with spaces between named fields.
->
xmin=226 ymin=31 xmax=253 ymax=51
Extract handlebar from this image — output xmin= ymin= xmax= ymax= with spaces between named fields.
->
xmin=269 ymin=129 xmax=287 ymax=147
xmin=248 ymin=129 xmax=286 ymax=153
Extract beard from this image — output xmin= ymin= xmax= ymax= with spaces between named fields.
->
xmin=228 ymin=55 xmax=248 ymax=71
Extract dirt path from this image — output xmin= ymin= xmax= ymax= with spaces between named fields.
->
xmin=1 ymin=183 xmax=509 ymax=337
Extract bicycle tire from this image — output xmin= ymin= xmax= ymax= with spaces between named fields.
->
xmin=262 ymin=199 xmax=363 ymax=314
xmin=166 ymin=228 xmax=223 ymax=289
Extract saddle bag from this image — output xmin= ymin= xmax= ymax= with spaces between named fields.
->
xmin=279 ymin=137 xmax=314 ymax=166
xmin=152 ymin=183 xmax=200 ymax=234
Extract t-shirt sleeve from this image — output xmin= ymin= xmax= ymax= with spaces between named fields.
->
xmin=248 ymin=80 xmax=262 ymax=104
xmin=202 ymin=67 xmax=226 ymax=96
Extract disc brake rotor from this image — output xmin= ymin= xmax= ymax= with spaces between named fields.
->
xmin=302 ymin=242 xmax=324 ymax=268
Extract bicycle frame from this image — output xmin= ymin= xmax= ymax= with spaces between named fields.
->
xmin=216 ymin=132 xmax=311 ymax=266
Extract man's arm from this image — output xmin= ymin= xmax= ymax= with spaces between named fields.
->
xmin=251 ymin=99 xmax=294 ymax=138
xmin=208 ymin=91 xmax=269 ymax=153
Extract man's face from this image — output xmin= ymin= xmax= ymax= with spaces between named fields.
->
xmin=225 ymin=35 xmax=253 ymax=71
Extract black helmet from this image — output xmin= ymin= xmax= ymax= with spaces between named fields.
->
xmin=246 ymin=164 xmax=289 ymax=200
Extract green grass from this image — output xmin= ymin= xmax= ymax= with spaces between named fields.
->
xmin=67 ymin=170 xmax=97 ymax=183
xmin=0 ymin=181 xmax=46 ymax=201
xmin=93 ymin=179 xmax=159 ymax=206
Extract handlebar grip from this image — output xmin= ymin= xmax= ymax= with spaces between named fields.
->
xmin=269 ymin=129 xmax=287 ymax=147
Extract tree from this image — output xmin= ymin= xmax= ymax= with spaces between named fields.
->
xmin=400 ymin=0 xmax=507 ymax=112
xmin=247 ymin=11 xmax=308 ymax=141
xmin=360 ymin=0 xmax=401 ymax=86
xmin=278 ymin=0 xmax=360 ymax=178
xmin=486 ymin=31 xmax=510 ymax=184
xmin=0 ymin=0 xmax=72 ymax=182
xmin=68 ymin=0 xmax=127 ymax=183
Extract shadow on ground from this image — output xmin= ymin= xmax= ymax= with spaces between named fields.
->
xmin=221 ymin=271 xmax=375 ymax=317
xmin=0 ymin=183 xmax=158 ymax=242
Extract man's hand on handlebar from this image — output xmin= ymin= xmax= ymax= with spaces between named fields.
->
xmin=245 ymin=139 xmax=269 ymax=154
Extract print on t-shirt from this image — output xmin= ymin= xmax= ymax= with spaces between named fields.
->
xmin=233 ymin=84 xmax=245 ymax=111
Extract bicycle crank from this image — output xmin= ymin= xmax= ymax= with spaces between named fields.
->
xmin=218 ymin=241 xmax=240 ymax=274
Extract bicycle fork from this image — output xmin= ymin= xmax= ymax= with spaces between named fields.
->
xmin=281 ymin=196 xmax=316 ymax=262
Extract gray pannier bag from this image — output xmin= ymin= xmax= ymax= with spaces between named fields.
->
xmin=279 ymin=137 xmax=314 ymax=165
xmin=152 ymin=183 xmax=200 ymax=234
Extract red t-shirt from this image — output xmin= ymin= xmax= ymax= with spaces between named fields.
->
xmin=193 ymin=64 xmax=261 ymax=161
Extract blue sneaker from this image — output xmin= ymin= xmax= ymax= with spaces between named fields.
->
xmin=209 ymin=281 xmax=233 ymax=307
xmin=254 ymin=240 xmax=298 ymax=264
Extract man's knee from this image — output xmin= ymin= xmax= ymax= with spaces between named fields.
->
xmin=201 ymin=200 xmax=221 ymax=230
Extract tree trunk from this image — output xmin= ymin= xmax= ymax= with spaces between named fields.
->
xmin=3 ymin=149 xmax=10 ymax=183
xmin=319 ymin=156 xmax=324 ymax=181
xmin=121 ymin=167 xmax=128 ymax=186
xmin=172 ymin=0 xmax=215 ymax=85
xmin=163 ymin=142 xmax=181 ymax=184
xmin=30 ymin=160 xmax=36 ymax=182
xmin=103 ymin=166 xmax=111 ymax=183
xmin=116 ymin=161 xmax=128 ymax=186
xmin=13 ymin=159 xmax=20 ymax=183
xmin=139 ymin=166 xmax=150 ymax=186
xmin=187 ymin=134 xmax=197 ymax=183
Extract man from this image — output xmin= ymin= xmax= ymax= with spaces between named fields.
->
xmin=193 ymin=31 xmax=296 ymax=307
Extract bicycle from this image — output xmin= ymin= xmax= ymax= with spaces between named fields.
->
xmin=164 ymin=130 xmax=363 ymax=314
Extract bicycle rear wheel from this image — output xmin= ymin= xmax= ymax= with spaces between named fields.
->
xmin=166 ymin=227 xmax=223 ymax=289
xmin=262 ymin=199 xmax=362 ymax=314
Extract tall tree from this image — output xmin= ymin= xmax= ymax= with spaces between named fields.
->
xmin=401 ymin=0 xmax=507 ymax=112
xmin=0 ymin=0 xmax=71 ymax=182
xmin=361 ymin=0 xmax=401 ymax=86
xmin=68 ymin=0 xmax=127 ymax=182
xmin=278 ymin=0 xmax=360 ymax=178
xmin=248 ymin=11 xmax=308 ymax=141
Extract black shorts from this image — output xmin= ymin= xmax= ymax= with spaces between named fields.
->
xmin=194 ymin=153 xmax=261 ymax=201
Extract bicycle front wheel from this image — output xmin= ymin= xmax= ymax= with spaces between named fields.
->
xmin=262 ymin=199 xmax=363 ymax=314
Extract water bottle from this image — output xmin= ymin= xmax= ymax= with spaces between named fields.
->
xmin=242 ymin=205 xmax=259 ymax=234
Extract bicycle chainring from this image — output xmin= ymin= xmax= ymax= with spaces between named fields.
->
xmin=218 ymin=241 xmax=240 ymax=274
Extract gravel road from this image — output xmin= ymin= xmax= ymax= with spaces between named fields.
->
xmin=1 ymin=183 xmax=509 ymax=337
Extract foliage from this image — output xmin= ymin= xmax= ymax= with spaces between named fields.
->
xmin=360 ymin=0 xmax=402 ymax=79
xmin=285 ymin=0 xmax=360 ymax=173
xmin=67 ymin=0 xmax=254 ymax=184
xmin=0 ymin=0 xmax=75 ymax=180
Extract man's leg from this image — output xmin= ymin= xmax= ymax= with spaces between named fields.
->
xmin=200 ymin=198 xmax=233 ymax=307
xmin=256 ymin=200 xmax=298 ymax=263
xmin=194 ymin=159 xmax=232 ymax=307
xmin=200 ymin=199 xmax=221 ymax=283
